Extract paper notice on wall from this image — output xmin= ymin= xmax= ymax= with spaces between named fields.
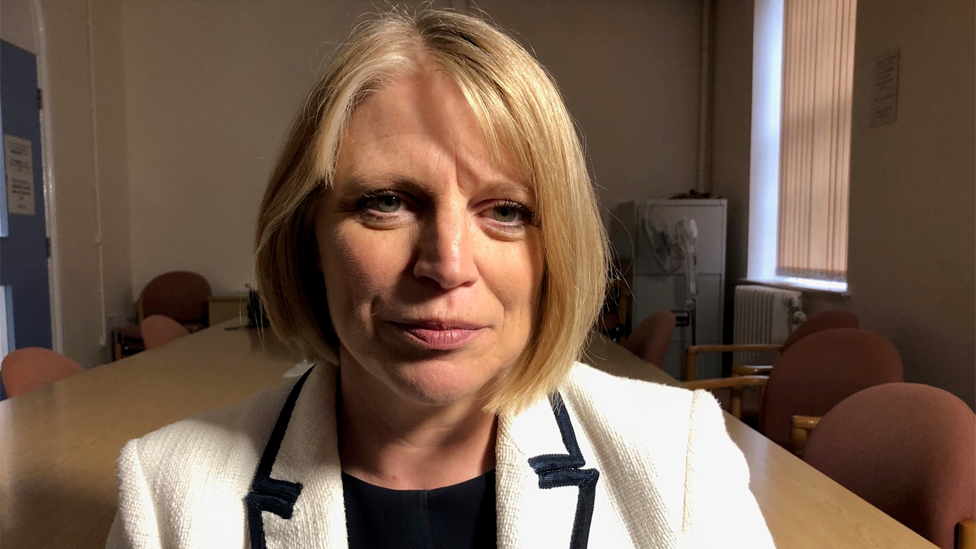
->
xmin=871 ymin=48 xmax=900 ymax=127
xmin=4 ymin=134 xmax=35 ymax=216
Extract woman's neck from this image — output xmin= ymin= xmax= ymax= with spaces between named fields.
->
xmin=336 ymin=359 xmax=498 ymax=490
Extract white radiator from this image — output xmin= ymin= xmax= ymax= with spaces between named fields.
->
xmin=733 ymin=285 xmax=803 ymax=365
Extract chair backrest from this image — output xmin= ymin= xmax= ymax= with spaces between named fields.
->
xmin=141 ymin=315 xmax=192 ymax=350
xmin=760 ymin=328 xmax=903 ymax=448
xmin=782 ymin=309 xmax=859 ymax=351
xmin=139 ymin=271 xmax=212 ymax=325
xmin=0 ymin=348 xmax=85 ymax=397
xmin=622 ymin=310 xmax=676 ymax=369
xmin=802 ymin=383 xmax=975 ymax=549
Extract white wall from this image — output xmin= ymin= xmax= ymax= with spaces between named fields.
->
xmin=711 ymin=0 xmax=976 ymax=408
xmin=121 ymin=0 xmax=705 ymax=294
xmin=121 ymin=0 xmax=449 ymax=295
xmin=476 ymin=0 xmax=704 ymax=216
xmin=824 ymin=0 xmax=975 ymax=408
xmin=2 ymin=0 xmax=133 ymax=368
xmin=710 ymin=0 xmax=753 ymax=344
xmin=4 ymin=0 xmax=705 ymax=365
xmin=0 ymin=0 xmax=38 ymax=52
xmin=42 ymin=0 xmax=133 ymax=367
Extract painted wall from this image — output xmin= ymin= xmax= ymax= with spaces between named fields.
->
xmin=711 ymin=0 xmax=976 ymax=408
xmin=43 ymin=0 xmax=133 ymax=367
xmin=710 ymin=0 xmax=754 ymax=345
xmin=122 ymin=0 xmax=448 ymax=295
xmin=7 ymin=0 xmax=706 ymax=365
xmin=0 ymin=0 xmax=38 ymax=52
xmin=475 ymin=0 xmax=705 ymax=216
xmin=2 ymin=0 xmax=133 ymax=367
xmin=120 ymin=0 xmax=704 ymax=294
xmin=824 ymin=0 xmax=975 ymax=408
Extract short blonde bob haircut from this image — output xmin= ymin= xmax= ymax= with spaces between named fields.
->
xmin=255 ymin=8 xmax=608 ymax=414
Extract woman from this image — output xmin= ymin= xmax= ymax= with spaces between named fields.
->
xmin=107 ymin=9 xmax=774 ymax=549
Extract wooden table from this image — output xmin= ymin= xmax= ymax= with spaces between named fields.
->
xmin=0 ymin=323 xmax=302 ymax=548
xmin=0 ymin=326 xmax=936 ymax=548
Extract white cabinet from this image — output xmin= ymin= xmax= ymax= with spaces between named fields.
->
xmin=609 ymin=199 xmax=727 ymax=379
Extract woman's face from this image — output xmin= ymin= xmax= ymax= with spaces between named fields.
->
xmin=315 ymin=67 xmax=544 ymax=408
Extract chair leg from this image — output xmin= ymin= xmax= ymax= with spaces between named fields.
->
xmin=790 ymin=415 xmax=822 ymax=457
xmin=685 ymin=348 xmax=699 ymax=381
xmin=730 ymin=387 xmax=743 ymax=419
xmin=958 ymin=519 xmax=975 ymax=549
xmin=112 ymin=332 xmax=122 ymax=362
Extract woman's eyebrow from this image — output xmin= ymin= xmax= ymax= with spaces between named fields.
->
xmin=474 ymin=179 xmax=537 ymax=206
xmin=338 ymin=172 xmax=535 ymax=204
xmin=338 ymin=173 xmax=428 ymax=197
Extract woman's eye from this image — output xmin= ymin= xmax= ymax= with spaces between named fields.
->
xmin=364 ymin=194 xmax=401 ymax=213
xmin=492 ymin=205 xmax=521 ymax=223
xmin=488 ymin=201 xmax=534 ymax=227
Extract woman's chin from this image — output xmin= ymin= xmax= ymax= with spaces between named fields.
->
xmin=387 ymin=362 xmax=498 ymax=408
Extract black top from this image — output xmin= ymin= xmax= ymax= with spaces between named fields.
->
xmin=341 ymin=470 xmax=497 ymax=549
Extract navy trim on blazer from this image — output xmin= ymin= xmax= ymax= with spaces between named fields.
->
xmin=527 ymin=392 xmax=600 ymax=549
xmin=245 ymin=365 xmax=314 ymax=549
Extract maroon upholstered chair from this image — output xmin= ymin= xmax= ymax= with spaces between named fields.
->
xmin=138 ymin=271 xmax=212 ymax=331
xmin=759 ymin=328 xmax=904 ymax=448
xmin=141 ymin=315 xmax=192 ymax=350
xmin=622 ymin=310 xmax=676 ymax=369
xmin=685 ymin=328 xmax=904 ymax=446
xmin=782 ymin=309 xmax=859 ymax=350
xmin=114 ymin=271 xmax=211 ymax=360
xmin=739 ymin=310 xmax=860 ymax=426
xmin=1 ymin=347 xmax=85 ymax=398
xmin=802 ymin=383 xmax=976 ymax=549
xmin=685 ymin=309 xmax=860 ymax=380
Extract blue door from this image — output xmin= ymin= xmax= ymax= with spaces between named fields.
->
xmin=0 ymin=39 xmax=53 ymax=398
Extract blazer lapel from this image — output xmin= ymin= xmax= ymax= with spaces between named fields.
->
xmin=245 ymin=364 xmax=684 ymax=549
xmin=496 ymin=392 xmax=600 ymax=549
xmin=246 ymin=364 xmax=348 ymax=549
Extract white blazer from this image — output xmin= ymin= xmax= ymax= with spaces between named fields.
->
xmin=106 ymin=362 xmax=775 ymax=549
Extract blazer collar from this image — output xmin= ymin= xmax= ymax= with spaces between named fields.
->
xmin=246 ymin=364 xmax=347 ymax=549
xmin=496 ymin=392 xmax=600 ymax=549
xmin=246 ymin=365 xmax=603 ymax=549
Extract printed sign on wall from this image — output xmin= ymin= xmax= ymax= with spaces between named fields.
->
xmin=4 ymin=134 xmax=35 ymax=216
xmin=871 ymin=48 xmax=900 ymax=127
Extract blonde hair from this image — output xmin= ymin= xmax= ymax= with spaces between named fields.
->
xmin=254 ymin=8 xmax=608 ymax=414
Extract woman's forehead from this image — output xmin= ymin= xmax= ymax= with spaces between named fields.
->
xmin=334 ymin=69 xmax=533 ymax=194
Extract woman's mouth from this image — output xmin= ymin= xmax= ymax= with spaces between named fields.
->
xmin=391 ymin=320 xmax=486 ymax=351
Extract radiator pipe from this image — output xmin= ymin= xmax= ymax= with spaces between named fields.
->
xmin=696 ymin=0 xmax=713 ymax=193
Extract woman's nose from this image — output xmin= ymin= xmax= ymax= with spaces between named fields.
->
xmin=413 ymin=205 xmax=479 ymax=289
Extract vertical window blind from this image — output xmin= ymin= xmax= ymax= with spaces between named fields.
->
xmin=777 ymin=0 xmax=856 ymax=281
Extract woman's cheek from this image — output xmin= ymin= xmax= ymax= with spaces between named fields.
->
xmin=334 ymin=226 xmax=411 ymax=300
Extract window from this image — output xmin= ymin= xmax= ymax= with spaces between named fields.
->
xmin=748 ymin=0 xmax=856 ymax=293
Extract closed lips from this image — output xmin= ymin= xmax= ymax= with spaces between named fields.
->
xmin=394 ymin=319 xmax=486 ymax=330
xmin=392 ymin=320 xmax=487 ymax=350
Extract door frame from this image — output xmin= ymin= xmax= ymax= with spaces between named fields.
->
xmin=28 ymin=0 xmax=63 ymax=353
